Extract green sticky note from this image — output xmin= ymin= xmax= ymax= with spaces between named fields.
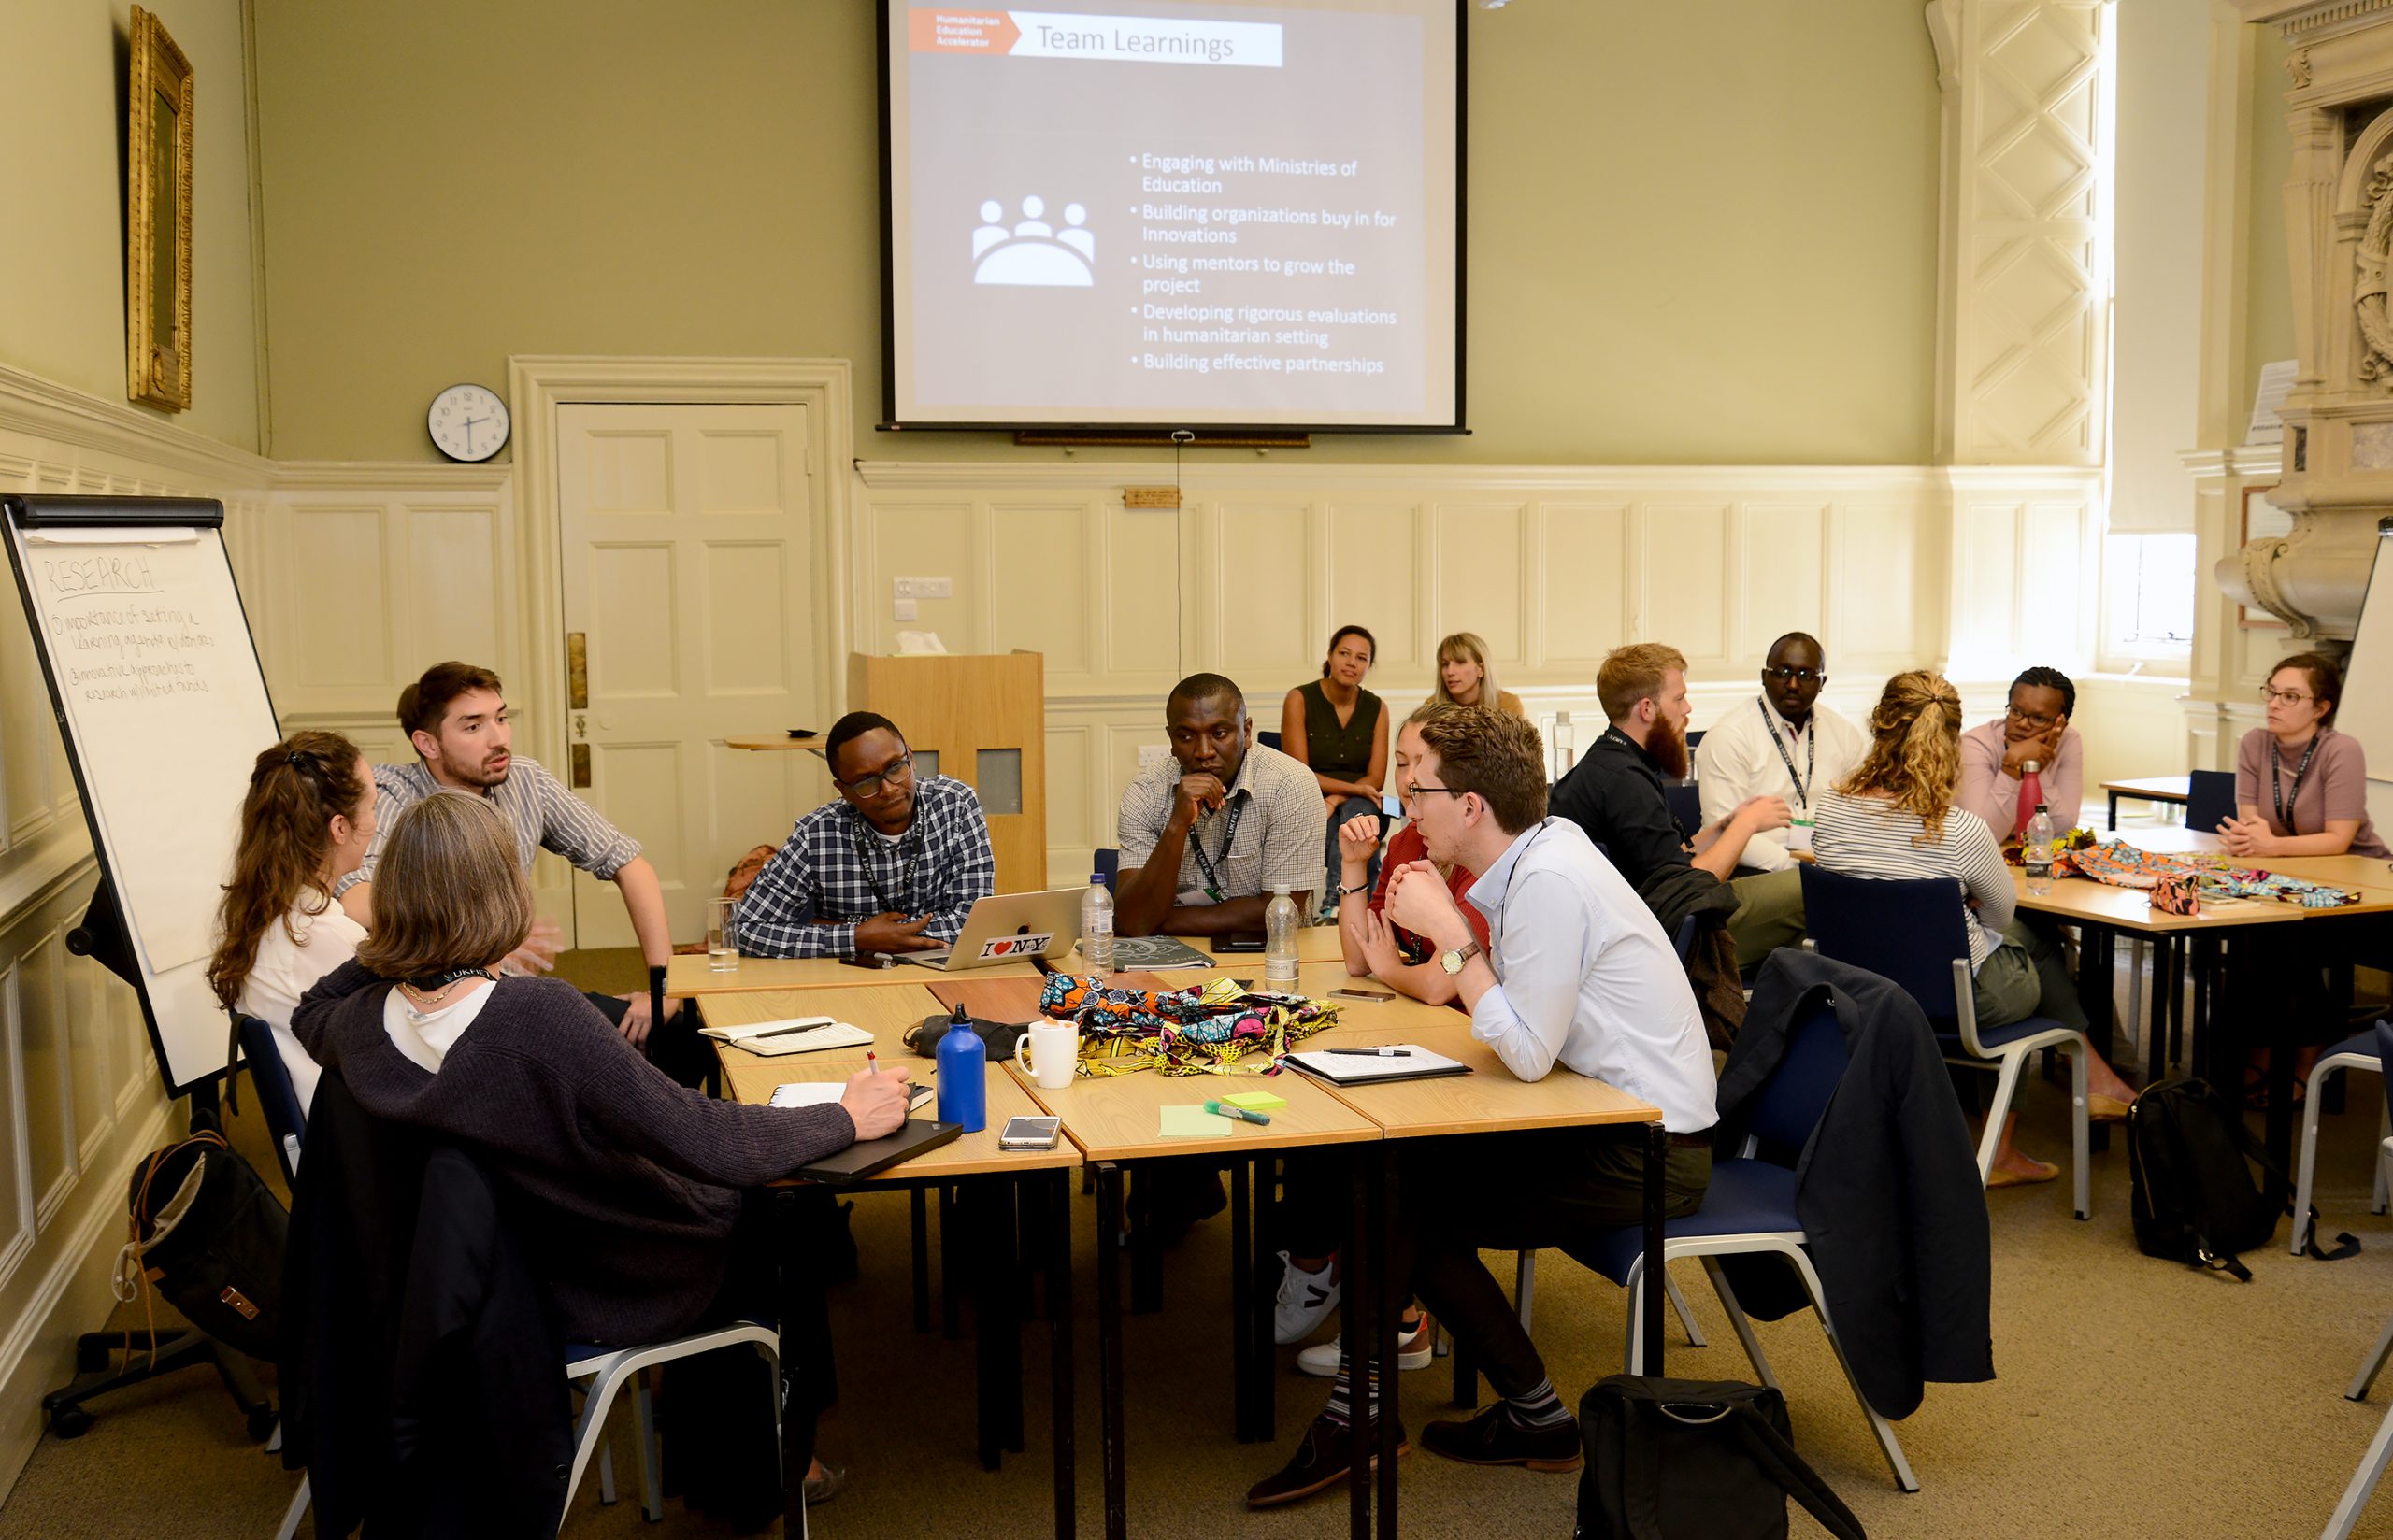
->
xmin=1222 ymin=1091 xmax=1287 ymax=1110
xmin=1160 ymin=1105 xmax=1235 ymax=1137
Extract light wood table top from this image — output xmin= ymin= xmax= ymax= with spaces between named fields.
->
xmin=1291 ymin=1006 xmax=1662 ymax=1139
xmin=668 ymin=950 xmax=1044 ymax=996
xmin=1007 ymin=1055 xmax=1380 ymax=1162
xmin=725 ymin=735 xmax=825 ymax=752
xmin=713 ymin=989 xmax=1078 ymax=1180
xmin=700 ymin=980 xmax=949 ymax=1036
xmin=2012 ymin=872 xmax=2307 ymax=934
xmin=2101 ymin=776 xmax=2191 ymax=801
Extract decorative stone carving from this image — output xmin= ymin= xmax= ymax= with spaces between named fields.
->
xmin=2359 ymin=152 xmax=2393 ymax=386
xmin=2289 ymin=45 xmax=2313 ymax=85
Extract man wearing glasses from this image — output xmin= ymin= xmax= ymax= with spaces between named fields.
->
xmin=734 ymin=711 xmax=996 ymax=957
xmin=1956 ymin=666 xmax=2083 ymax=841
xmin=1692 ymin=632 xmax=1868 ymax=873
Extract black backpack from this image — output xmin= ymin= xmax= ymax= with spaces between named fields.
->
xmin=1576 ymin=1376 xmax=1865 ymax=1540
xmin=2126 ymin=1077 xmax=2353 ymax=1280
xmin=122 ymin=1130 xmax=286 ymax=1362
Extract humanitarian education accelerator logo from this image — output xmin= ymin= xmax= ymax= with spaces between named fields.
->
xmin=974 ymin=195 xmax=1096 ymax=286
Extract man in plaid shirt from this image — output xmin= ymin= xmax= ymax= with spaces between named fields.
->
xmin=735 ymin=712 xmax=996 ymax=958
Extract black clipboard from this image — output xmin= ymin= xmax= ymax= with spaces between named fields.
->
xmin=793 ymin=1118 xmax=963 ymax=1183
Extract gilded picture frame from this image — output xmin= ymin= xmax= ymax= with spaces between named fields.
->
xmin=127 ymin=7 xmax=193 ymax=412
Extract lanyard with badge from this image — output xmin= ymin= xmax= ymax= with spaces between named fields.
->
xmin=1188 ymin=796 xmax=1245 ymax=902
xmin=851 ymin=816 xmax=921 ymax=913
xmin=2273 ymin=735 xmax=2320 ymax=834
xmin=1762 ymin=698 xmax=1818 ymax=852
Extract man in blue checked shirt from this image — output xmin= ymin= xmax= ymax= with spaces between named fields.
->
xmin=734 ymin=712 xmax=996 ymax=958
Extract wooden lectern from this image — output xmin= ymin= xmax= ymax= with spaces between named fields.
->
xmin=846 ymin=650 xmax=1046 ymax=892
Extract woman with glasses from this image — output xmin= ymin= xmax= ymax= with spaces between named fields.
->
xmin=1956 ymin=666 xmax=2083 ymax=840
xmin=1282 ymin=625 xmax=1389 ymax=906
xmin=734 ymin=711 xmax=998 ymax=958
xmin=1429 ymin=632 xmax=1526 ymax=718
xmin=2223 ymin=652 xmax=2388 ymax=858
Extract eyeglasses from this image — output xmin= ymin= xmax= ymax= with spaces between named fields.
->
xmin=2004 ymin=706 xmax=2059 ymax=729
xmin=2260 ymin=687 xmax=2315 ymax=706
xmin=1398 ymin=779 xmax=1469 ymax=806
xmin=836 ymin=751 xmax=914 ymax=800
xmin=1764 ymin=666 xmax=1823 ymax=685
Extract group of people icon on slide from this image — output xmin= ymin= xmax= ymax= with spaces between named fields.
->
xmin=973 ymin=195 xmax=1096 ymax=285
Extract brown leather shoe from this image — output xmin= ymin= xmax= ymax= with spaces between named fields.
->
xmin=1246 ymin=1415 xmax=1406 ymax=1507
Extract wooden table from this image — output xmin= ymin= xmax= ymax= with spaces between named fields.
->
xmin=667 ymin=950 xmax=1044 ymax=997
xmin=713 ymin=997 xmax=1082 ymax=1538
xmin=2102 ymin=775 xmax=2190 ymax=827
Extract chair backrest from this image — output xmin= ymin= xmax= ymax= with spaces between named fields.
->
xmin=236 ymin=1013 xmax=307 ymax=1185
xmin=1686 ymin=729 xmax=1706 ymax=750
xmin=1094 ymin=848 xmax=1119 ymax=893
xmin=2375 ymin=1019 xmax=2393 ymax=1082
xmin=1257 ymin=730 xmax=1282 ymax=751
xmin=1743 ymin=995 xmax=1851 ymax=1153
xmin=1670 ymin=913 xmax=1699 ymax=964
xmin=2185 ymin=769 xmax=2236 ymax=833
xmin=1664 ymin=781 xmax=1702 ymax=833
xmin=1798 ymin=864 xmax=1970 ymax=1020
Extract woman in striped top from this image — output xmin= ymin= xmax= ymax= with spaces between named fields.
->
xmin=1813 ymin=671 xmax=2138 ymax=1187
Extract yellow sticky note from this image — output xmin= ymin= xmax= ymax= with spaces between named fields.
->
xmin=1222 ymin=1091 xmax=1287 ymax=1110
xmin=1160 ymin=1105 xmax=1235 ymax=1137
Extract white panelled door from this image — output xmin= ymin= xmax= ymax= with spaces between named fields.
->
xmin=556 ymin=403 xmax=827 ymax=948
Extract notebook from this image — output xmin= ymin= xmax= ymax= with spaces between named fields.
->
xmin=793 ymin=1118 xmax=963 ymax=1182
xmin=770 ymin=1082 xmax=934 ymax=1114
xmin=1283 ymin=1044 xmax=1471 ymax=1086
xmin=1103 ymin=934 xmax=1217 ymax=971
xmin=702 ymin=1017 xmax=876 ymax=1057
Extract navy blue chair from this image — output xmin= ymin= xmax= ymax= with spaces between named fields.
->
xmin=1577 ymin=992 xmax=1917 ymax=1490
xmin=2186 ymin=768 xmax=2236 ymax=834
xmin=1664 ymin=781 xmax=1703 ymax=833
xmin=1799 ymin=864 xmax=2093 ymax=1220
xmin=1671 ymin=914 xmax=1699 ymax=964
xmin=235 ymin=1015 xmax=306 ymax=1187
xmin=2294 ymin=1019 xmax=2393 ymax=1255
xmin=1094 ymin=847 xmax=1120 ymax=895
xmin=1257 ymin=730 xmax=1282 ymax=751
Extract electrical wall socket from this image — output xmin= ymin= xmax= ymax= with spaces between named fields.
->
xmin=893 ymin=576 xmax=953 ymax=601
xmin=1136 ymin=744 xmax=1170 ymax=770
xmin=894 ymin=597 xmax=918 ymax=622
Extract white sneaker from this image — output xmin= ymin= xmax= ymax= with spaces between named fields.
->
xmin=1297 ymin=1317 xmax=1436 ymax=1377
xmin=1273 ymin=1252 xmax=1341 ymax=1344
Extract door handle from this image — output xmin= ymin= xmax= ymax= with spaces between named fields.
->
xmin=566 ymin=632 xmax=589 ymax=710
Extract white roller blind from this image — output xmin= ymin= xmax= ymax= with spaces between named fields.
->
xmin=2107 ymin=0 xmax=2204 ymax=534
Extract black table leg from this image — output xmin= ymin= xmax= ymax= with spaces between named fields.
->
xmin=1375 ymin=1148 xmax=1399 ymax=1540
xmin=1230 ymin=1156 xmax=1255 ymax=1441
xmin=2260 ymin=930 xmax=2300 ymax=1169
xmin=942 ymin=1185 xmax=965 ymax=1339
xmin=1049 ymin=1168 xmax=1076 ymax=1540
xmin=1254 ymin=1156 xmax=1278 ymax=1443
xmin=912 ymin=1187 xmax=932 ymax=1333
xmin=2164 ymin=934 xmax=2185 ymax=1071
xmin=2109 ymin=790 xmax=2120 ymax=828
xmin=1129 ymin=1178 xmax=1164 ymax=1315
xmin=775 ymin=1187 xmax=820 ymax=1540
xmin=2073 ymin=927 xmax=2115 ymax=1154
xmin=1096 ymin=1162 xmax=1127 ymax=1540
xmin=1641 ymin=1122 xmax=1667 ymax=1376
xmin=1348 ymin=1150 xmax=1374 ymax=1540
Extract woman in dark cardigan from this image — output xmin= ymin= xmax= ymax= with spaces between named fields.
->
xmin=294 ymin=791 xmax=910 ymax=1506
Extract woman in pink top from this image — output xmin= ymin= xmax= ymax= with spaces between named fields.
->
xmin=2223 ymin=652 xmax=2390 ymax=859
xmin=1955 ymin=667 xmax=2084 ymax=840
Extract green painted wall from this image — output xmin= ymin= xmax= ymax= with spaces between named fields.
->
xmin=0 ymin=0 xmax=262 ymax=452
xmin=253 ymin=0 xmax=1940 ymax=465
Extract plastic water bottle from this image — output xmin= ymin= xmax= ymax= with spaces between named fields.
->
xmin=1082 ymin=872 xmax=1115 ymax=974
xmin=1553 ymin=710 xmax=1574 ymax=778
xmin=1265 ymin=884 xmax=1299 ymax=991
xmin=935 ymin=1004 xmax=986 ymax=1133
xmin=2025 ymin=803 xmax=2056 ymax=896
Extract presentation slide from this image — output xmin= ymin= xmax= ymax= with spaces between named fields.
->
xmin=882 ymin=1 xmax=1462 ymax=431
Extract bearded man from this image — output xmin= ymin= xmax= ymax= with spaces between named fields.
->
xmin=1550 ymin=643 xmax=1806 ymax=970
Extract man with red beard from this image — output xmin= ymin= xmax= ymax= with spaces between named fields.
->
xmin=1551 ymin=643 xmax=1805 ymax=969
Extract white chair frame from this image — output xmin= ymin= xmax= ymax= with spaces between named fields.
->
xmin=2323 ymin=1141 xmax=2393 ymax=1540
xmin=1944 ymin=957 xmax=2093 ymax=1221
xmin=2293 ymin=1048 xmax=2392 ymax=1255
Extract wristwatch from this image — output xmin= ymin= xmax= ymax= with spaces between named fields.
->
xmin=1439 ymin=939 xmax=1483 ymax=977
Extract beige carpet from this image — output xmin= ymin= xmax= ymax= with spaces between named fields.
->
xmin=9 ymin=956 xmax=2393 ymax=1537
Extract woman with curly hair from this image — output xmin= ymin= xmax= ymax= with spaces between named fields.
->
xmin=207 ymin=732 xmax=379 ymax=1113
xmin=1812 ymin=671 xmax=2136 ymax=1186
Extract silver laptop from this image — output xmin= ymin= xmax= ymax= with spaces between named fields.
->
xmin=897 ymin=887 xmax=1086 ymax=971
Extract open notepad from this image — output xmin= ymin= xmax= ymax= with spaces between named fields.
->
xmin=1283 ymin=1045 xmax=1471 ymax=1086
xmin=700 ymin=1017 xmax=875 ymax=1057
xmin=770 ymin=1081 xmax=935 ymax=1113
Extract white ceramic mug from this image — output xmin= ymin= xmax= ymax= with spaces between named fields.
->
xmin=1013 ymin=1020 xmax=1078 ymax=1090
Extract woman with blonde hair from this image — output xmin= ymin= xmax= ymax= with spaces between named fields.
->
xmin=1812 ymin=671 xmax=2136 ymax=1186
xmin=1430 ymin=632 xmax=1526 ymax=718
xmin=208 ymin=732 xmax=378 ymax=1113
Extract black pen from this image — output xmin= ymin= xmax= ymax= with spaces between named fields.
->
xmin=1326 ymin=1047 xmax=1411 ymax=1058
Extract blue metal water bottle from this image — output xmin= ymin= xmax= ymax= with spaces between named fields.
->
xmin=934 ymin=1004 xmax=986 ymax=1132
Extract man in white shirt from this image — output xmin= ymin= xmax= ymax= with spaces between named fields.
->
xmin=1694 ymin=632 xmax=1868 ymax=873
xmin=1248 ymin=704 xmax=1715 ymax=1508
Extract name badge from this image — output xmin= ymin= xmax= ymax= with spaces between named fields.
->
xmin=980 ymin=932 xmax=1055 ymax=960
xmin=1786 ymin=818 xmax=1815 ymax=855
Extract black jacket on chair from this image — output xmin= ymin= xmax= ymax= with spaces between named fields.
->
xmin=1718 ymin=949 xmax=1993 ymax=1419
xmin=281 ymin=1072 xmax=572 ymax=1538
